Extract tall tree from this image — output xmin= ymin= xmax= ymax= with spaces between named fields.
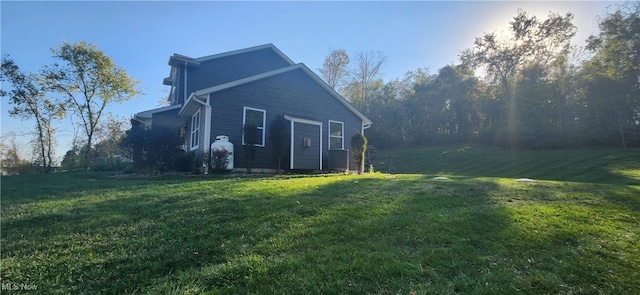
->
xmin=580 ymin=3 xmax=640 ymax=148
xmin=349 ymin=51 xmax=386 ymax=113
xmin=318 ymin=49 xmax=350 ymax=90
xmin=433 ymin=65 xmax=481 ymax=142
xmin=461 ymin=10 xmax=576 ymax=148
xmin=1 ymin=57 xmax=65 ymax=172
xmin=43 ymin=41 xmax=141 ymax=167
xmin=365 ymin=70 xmax=429 ymax=148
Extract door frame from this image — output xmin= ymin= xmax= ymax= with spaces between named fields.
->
xmin=285 ymin=115 xmax=323 ymax=170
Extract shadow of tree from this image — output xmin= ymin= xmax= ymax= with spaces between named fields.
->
xmin=2 ymin=172 xmax=639 ymax=294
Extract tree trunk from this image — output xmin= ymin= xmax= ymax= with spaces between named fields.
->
xmin=617 ymin=111 xmax=626 ymax=149
xmin=34 ymin=117 xmax=49 ymax=173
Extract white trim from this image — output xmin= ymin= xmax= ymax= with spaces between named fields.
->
xmin=168 ymin=54 xmax=200 ymax=67
xmin=195 ymin=65 xmax=301 ymax=96
xmin=289 ymin=119 xmax=295 ymax=169
xmin=284 ymin=115 xmax=323 ymax=126
xmin=195 ymin=44 xmax=295 ymax=65
xmin=328 ymin=120 xmax=344 ymax=150
xmin=183 ymin=62 xmax=188 ymax=103
xmin=190 ymin=109 xmax=201 ymax=150
xmin=134 ymin=104 xmax=182 ymax=119
xmin=201 ymin=94 xmax=212 ymax=159
xmin=242 ymin=107 xmax=266 ymax=147
xmin=178 ymin=93 xmax=198 ymax=117
xmin=299 ymin=64 xmax=372 ymax=126
xmin=284 ymin=115 xmax=323 ymax=170
xmin=193 ymin=63 xmax=372 ymax=127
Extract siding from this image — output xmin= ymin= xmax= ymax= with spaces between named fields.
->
xmin=187 ymin=49 xmax=292 ymax=97
xmin=151 ymin=108 xmax=181 ymax=130
xmin=173 ymin=64 xmax=186 ymax=105
xmin=292 ymin=122 xmax=321 ymax=170
xmin=185 ymin=105 xmax=206 ymax=159
xmin=209 ymin=68 xmax=363 ymax=170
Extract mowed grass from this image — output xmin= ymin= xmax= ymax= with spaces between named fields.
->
xmin=1 ymin=146 xmax=639 ymax=294
xmin=377 ymin=145 xmax=640 ymax=185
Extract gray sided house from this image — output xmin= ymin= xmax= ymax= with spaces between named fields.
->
xmin=134 ymin=44 xmax=372 ymax=172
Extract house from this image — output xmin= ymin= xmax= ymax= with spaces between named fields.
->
xmin=134 ymin=44 xmax=372 ymax=172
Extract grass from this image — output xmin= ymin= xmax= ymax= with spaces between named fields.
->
xmin=376 ymin=145 xmax=640 ymax=185
xmin=1 ymin=146 xmax=639 ymax=294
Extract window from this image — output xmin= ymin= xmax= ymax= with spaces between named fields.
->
xmin=329 ymin=120 xmax=344 ymax=150
xmin=190 ymin=110 xmax=201 ymax=150
xmin=243 ymin=107 xmax=266 ymax=147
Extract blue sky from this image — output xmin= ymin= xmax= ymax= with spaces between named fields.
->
xmin=1 ymin=1 xmax=621 ymax=161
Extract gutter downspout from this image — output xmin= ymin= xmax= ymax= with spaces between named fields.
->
xmin=362 ymin=123 xmax=372 ymax=134
xmin=192 ymin=94 xmax=212 ymax=174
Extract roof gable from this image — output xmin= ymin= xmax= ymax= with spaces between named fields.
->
xmin=168 ymin=43 xmax=294 ymax=68
xmin=195 ymin=44 xmax=295 ymax=65
xmin=169 ymin=44 xmax=296 ymax=93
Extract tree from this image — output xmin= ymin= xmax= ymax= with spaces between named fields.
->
xmin=580 ymin=3 xmax=640 ymax=148
xmin=61 ymin=149 xmax=81 ymax=171
xmin=318 ymin=49 xmax=350 ymax=90
xmin=350 ymin=132 xmax=367 ymax=174
xmin=349 ymin=51 xmax=386 ymax=113
xmin=121 ymin=122 xmax=184 ymax=171
xmin=43 ymin=41 xmax=141 ymax=167
xmin=365 ymin=76 xmax=415 ymax=149
xmin=93 ymin=114 xmax=130 ymax=160
xmin=431 ymin=65 xmax=481 ymax=143
xmin=0 ymin=134 xmax=37 ymax=175
xmin=461 ymin=10 xmax=576 ymax=148
xmin=242 ymin=123 xmax=260 ymax=174
xmin=269 ymin=114 xmax=290 ymax=174
xmin=1 ymin=57 xmax=65 ymax=173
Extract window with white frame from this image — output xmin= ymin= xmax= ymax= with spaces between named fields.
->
xmin=190 ymin=110 xmax=201 ymax=150
xmin=329 ymin=120 xmax=344 ymax=150
xmin=243 ymin=107 xmax=266 ymax=147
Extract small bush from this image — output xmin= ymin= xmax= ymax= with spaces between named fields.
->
xmin=211 ymin=149 xmax=231 ymax=173
xmin=122 ymin=163 xmax=135 ymax=174
xmin=350 ymin=132 xmax=368 ymax=174
xmin=173 ymin=151 xmax=196 ymax=172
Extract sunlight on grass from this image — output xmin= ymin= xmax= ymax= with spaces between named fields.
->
xmin=610 ymin=166 xmax=640 ymax=182
xmin=2 ymin=171 xmax=639 ymax=294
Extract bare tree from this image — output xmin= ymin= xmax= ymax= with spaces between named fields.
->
xmin=350 ymin=51 xmax=386 ymax=113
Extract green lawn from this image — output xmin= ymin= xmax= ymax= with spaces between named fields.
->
xmin=376 ymin=145 xmax=640 ymax=185
xmin=1 ymin=146 xmax=639 ymax=294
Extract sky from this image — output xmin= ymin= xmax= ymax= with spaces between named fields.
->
xmin=1 ymin=1 xmax=624 ymax=163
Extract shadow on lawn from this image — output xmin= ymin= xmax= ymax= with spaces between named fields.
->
xmin=1 ymin=173 xmax=261 ymax=293
xmin=2 ymin=173 xmax=638 ymax=294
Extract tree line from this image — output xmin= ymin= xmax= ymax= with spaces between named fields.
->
xmin=320 ymin=5 xmax=639 ymax=150
xmin=2 ymin=5 xmax=637 ymax=175
xmin=1 ymin=42 xmax=141 ymax=173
